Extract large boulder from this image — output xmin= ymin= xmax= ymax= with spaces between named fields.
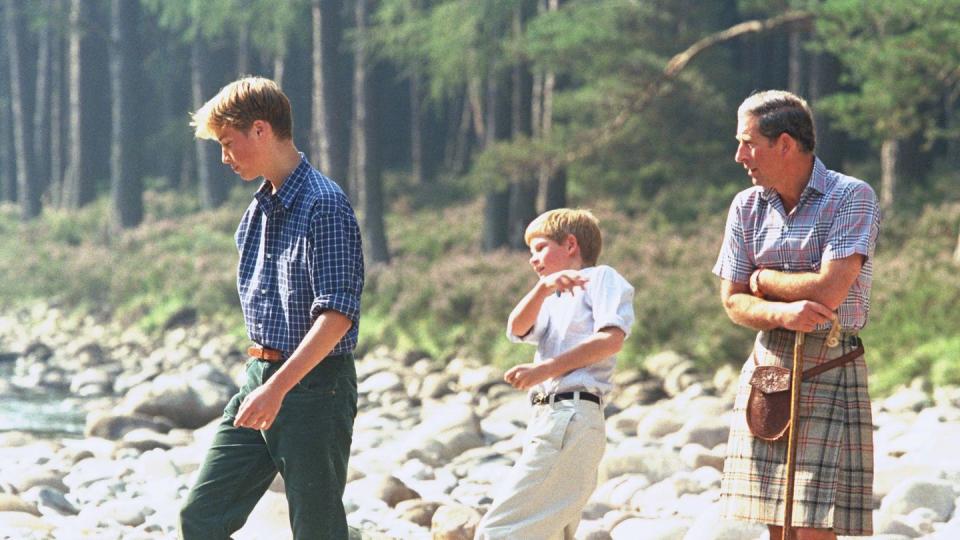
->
xmin=0 ymin=511 xmax=54 ymax=536
xmin=611 ymin=517 xmax=690 ymax=540
xmin=879 ymin=478 xmax=956 ymax=522
xmin=115 ymin=366 xmax=234 ymax=429
xmin=683 ymin=507 xmax=766 ymax=540
xmin=392 ymin=499 xmax=441 ymax=528
xmin=599 ymin=440 xmax=684 ymax=483
xmin=0 ymin=494 xmax=38 ymax=516
xmin=84 ymin=411 xmax=174 ymax=440
xmin=430 ymin=503 xmax=482 ymax=540
xmin=351 ymin=475 xmax=421 ymax=508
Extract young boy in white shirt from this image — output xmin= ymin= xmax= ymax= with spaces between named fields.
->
xmin=476 ymin=208 xmax=635 ymax=540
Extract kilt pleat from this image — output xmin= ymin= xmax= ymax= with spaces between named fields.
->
xmin=719 ymin=329 xmax=874 ymax=536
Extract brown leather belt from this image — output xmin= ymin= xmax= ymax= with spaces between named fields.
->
xmin=753 ymin=341 xmax=865 ymax=380
xmin=247 ymin=345 xmax=286 ymax=362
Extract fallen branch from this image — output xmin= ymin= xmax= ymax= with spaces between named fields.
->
xmin=554 ymin=10 xmax=815 ymax=171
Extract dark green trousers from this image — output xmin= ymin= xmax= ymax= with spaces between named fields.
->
xmin=179 ymin=353 xmax=357 ymax=540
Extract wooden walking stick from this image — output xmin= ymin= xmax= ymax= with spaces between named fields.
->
xmin=782 ymin=330 xmax=804 ymax=540
xmin=783 ymin=317 xmax=842 ymax=540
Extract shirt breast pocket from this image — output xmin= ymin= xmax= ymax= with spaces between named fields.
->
xmin=278 ymin=251 xmax=309 ymax=308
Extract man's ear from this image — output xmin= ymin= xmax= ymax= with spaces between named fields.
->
xmin=564 ymin=233 xmax=580 ymax=255
xmin=777 ymin=132 xmax=794 ymax=155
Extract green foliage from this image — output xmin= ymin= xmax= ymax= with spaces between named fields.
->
xmin=863 ymin=202 xmax=960 ymax=394
xmin=0 ymin=190 xmax=244 ymax=335
xmin=814 ymin=0 xmax=960 ymax=142
xmin=372 ymin=0 xmax=519 ymax=103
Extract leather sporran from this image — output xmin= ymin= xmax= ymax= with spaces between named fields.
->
xmin=746 ymin=365 xmax=792 ymax=441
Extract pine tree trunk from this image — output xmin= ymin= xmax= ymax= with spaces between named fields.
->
xmin=311 ymin=0 xmax=347 ymax=184
xmin=482 ymin=73 xmax=510 ymax=252
xmin=33 ymin=0 xmax=52 ymax=196
xmin=237 ymin=24 xmax=249 ymax=76
xmin=543 ymin=168 xmax=566 ymax=211
xmin=49 ymin=0 xmax=64 ymax=207
xmin=450 ymin=90 xmax=473 ymax=174
xmin=191 ymin=38 xmax=228 ymax=209
xmin=410 ymin=69 xmax=424 ymax=184
xmin=946 ymin=88 xmax=959 ymax=168
xmin=955 ymin=223 xmax=960 ymax=263
xmin=787 ymin=28 xmax=803 ymax=95
xmin=273 ymin=51 xmax=285 ymax=87
xmin=880 ymin=138 xmax=898 ymax=214
xmin=63 ymin=0 xmax=90 ymax=209
xmin=3 ymin=2 xmax=40 ymax=218
xmin=540 ymin=0 xmax=566 ymax=211
xmin=809 ymin=51 xmax=846 ymax=168
xmin=352 ymin=0 xmax=389 ymax=263
xmin=109 ymin=0 xmax=142 ymax=229
xmin=0 ymin=48 xmax=14 ymax=202
xmin=508 ymin=4 xmax=536 ymax=249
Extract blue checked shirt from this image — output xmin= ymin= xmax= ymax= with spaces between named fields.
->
xmin=236 ymin=154 xmax=364 ymax=355
xmin=713 ymin=157 xmax=881 ymax=331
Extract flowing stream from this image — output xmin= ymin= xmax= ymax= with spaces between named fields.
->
xmin=0 ymin=362 xmax=86 ymax=438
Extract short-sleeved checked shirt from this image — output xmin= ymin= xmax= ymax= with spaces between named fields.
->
xmin=713 ymin=157 xmax=880 ymax=331
xmin=236 ymin=154 xmax=364 ymax=355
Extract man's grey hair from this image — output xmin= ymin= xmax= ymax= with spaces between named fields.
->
xmin=738 ymin=90 xmax=816 ymax=153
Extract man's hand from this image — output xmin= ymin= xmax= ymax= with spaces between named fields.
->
xmin=504 ymin=362 xmax=555 ymax=391
xmin=775 ymin=300 xmax=834 ymax=332
xmin=541 ymin=270 xmax=588 ymax=296
xmin=234 ymin=383 xmax=287 ymax=431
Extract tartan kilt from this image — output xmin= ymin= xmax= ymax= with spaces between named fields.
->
xmin=719 ymin=329 xmax=874 ymax=535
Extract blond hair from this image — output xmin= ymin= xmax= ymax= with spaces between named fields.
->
xmin=524 ymin=208 xmax=602 ymax=266
xmin=190 ymin=76 xmax=293 ymax=140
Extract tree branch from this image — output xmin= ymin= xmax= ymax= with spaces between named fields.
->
xmin=554 ymin=11 xmax=815 ymax=171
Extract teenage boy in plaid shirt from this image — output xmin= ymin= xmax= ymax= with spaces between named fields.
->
xmin=714 ymin=90 xmax=880 ymax=539
xmin=179 ymin=77 xmax=364 ymax=539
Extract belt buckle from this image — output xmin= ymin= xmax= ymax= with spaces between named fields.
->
xmin=532 ymin=392 xmax=547 ymax=405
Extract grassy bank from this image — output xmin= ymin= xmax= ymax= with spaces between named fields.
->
xmin=1 ymin=190 xmax=957 ymax=396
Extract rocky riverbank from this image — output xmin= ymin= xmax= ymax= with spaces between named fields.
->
xmin=1 ymin=304 xmax=959 ymax=539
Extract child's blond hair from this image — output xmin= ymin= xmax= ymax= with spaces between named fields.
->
xmin=524 ymin=208 xmax=602 ymax=266
xmin=190 ymin=76 xmax=293 ymax=141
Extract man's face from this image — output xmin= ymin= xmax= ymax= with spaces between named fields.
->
xmin=216 ymin=124 xmax=263 ymax=181
xmin=735 ymin=114 xmax=780 ymax=189
xmin=528 ymin=235 xmax=578 ymax=277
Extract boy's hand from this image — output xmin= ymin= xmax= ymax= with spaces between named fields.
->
xmin=540 ymin=270 xmax=588 ymax=296
xmin=504 ymin=362 xmax=555 ymax=391
xmin=234 ymin=383 xmax=286 ymax=431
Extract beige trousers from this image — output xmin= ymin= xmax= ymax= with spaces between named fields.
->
xmin=476 ymin=397 xmax=606 ymax=540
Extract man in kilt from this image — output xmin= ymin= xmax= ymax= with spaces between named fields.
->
xmin=713 ymin=90 xmax=881 ymax=539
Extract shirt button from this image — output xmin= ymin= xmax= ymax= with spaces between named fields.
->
xmin=261 ymin=289 xmax=267 ymax=294
xmin=266 ymin=254 xmax=272 ymax=259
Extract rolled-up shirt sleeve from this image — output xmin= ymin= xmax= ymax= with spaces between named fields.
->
xmin=712 ymin=194 xmax=752 ymax=283
xmin=307 ymin=203 xmax=364 ymax=325
xmin=822 ymin=182 xmax=880 ymax=263
xmin=507 ymin=307 xmax=548 ymax=345
xmin=589 ymin=266 xmax=635 ymax=338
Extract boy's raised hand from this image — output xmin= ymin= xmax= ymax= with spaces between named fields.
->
xmin=540 ymin=269 xmax=588 ymax=296
xmin=505 ymin=362 xmax=553 ymax=390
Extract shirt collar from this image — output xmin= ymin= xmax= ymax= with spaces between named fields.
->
xmin=760 ymin=155 xmax=830 ymax=201
xmin=804 ymin=157 xmax=831 ymax=196
xmin=254 ymin=154 xmax=310 ymax=215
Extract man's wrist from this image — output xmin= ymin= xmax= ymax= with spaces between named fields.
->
xmin=749 ymin=268 xmax=765 ymax=299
